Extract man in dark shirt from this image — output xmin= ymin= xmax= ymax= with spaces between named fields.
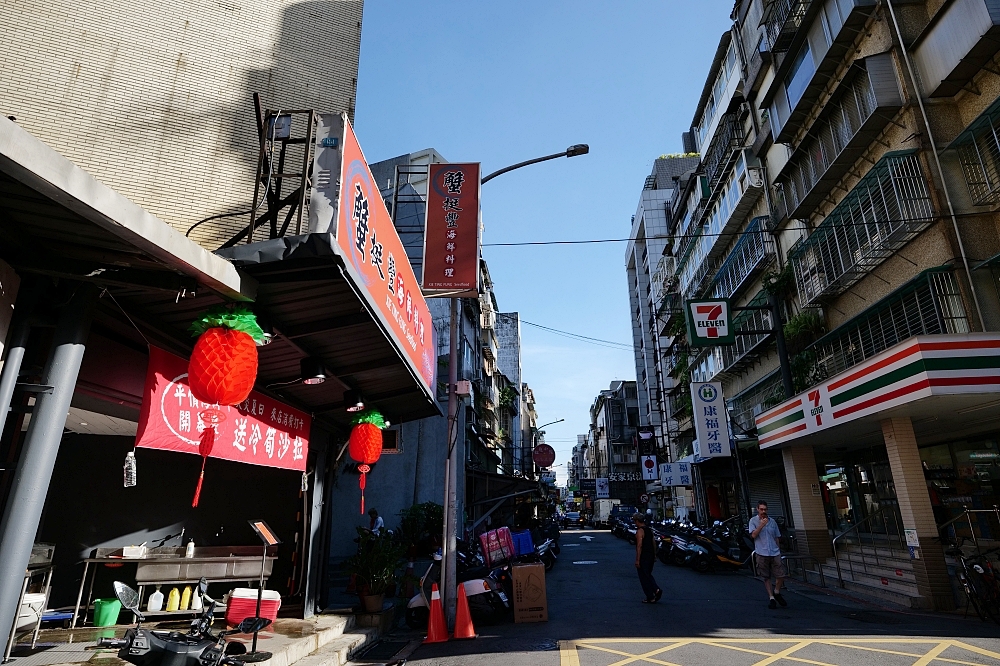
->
xmin=634 ymin=513 xmax=662 ymax=603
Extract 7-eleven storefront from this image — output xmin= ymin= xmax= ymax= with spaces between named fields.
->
xmin=755 ymin=334 xmax=1000 ymax=610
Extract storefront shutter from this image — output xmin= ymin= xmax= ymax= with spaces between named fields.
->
xmin=747 ymin=469 xmax=787 ymax=525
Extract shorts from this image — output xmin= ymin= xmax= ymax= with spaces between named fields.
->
xmin=755 ymin=554 xmax=786 ymax=579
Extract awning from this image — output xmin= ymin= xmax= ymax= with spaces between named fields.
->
xmin=0 ymin=117 xmax=441 ymax=430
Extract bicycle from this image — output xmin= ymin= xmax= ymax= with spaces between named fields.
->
xmin=945 ymin=537 xmax=1000 ymax=624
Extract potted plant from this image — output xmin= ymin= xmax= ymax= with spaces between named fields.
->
xmin=343 ymin=527 xmax=405 ymax=612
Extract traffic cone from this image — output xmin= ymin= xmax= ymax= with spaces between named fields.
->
xmin=424 ymin=583 xmax=449 ymax=644
xmin=453 ymin=583 xmax=477 ymax=640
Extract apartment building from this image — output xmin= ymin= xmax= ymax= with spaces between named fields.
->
xmin=586 ymin=381 xmax=643 ymax=502
xmin=643 ymin=0 xmax=1000 ymax=610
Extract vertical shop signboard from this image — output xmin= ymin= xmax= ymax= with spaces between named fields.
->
xmin=336 ymin=119 xmax=436 ymax=396
xmin=595 ymin=478 xmax=610 ymax=499
xmin=659 ymin=462 xmax=692 ymax=486
xmin=640 ymin=455 xmax=658 ymax=481
xmin=422 ymin=162 xmax=481 ymax=296
xmin=691 ymin=382 xmax=731 ymax=458
xmin=136 ymin=347 xmax=310 ymax=472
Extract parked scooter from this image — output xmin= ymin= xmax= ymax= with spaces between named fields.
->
xmin=96 ymin=578 xmax=267 ymax=666
xmin=686 ymin=518 xmax=755 ymax=573
xmin=405 ymin=548 xmax=509 ymax=629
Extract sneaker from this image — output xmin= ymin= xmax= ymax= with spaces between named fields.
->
xmin=654 ymin=589 xmax=662 ymax=602
xmin=768 ymin=599 xmax=777 ymax=610
xmin=774 ymin=593 xmax=787 ymax=607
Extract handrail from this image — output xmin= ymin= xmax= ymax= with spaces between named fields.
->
xmin=831 ymin=506 xmax=904 ymax=589
xmin=782 ymin=554 xmax=826 ymax=588
xmin=937 ymin=505 xmax=1000 ymax=559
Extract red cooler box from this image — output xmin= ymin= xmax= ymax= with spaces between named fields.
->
xmin=225 ymin=588 xmax=281 ymax=626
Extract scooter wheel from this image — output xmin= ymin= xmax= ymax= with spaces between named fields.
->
xmin=405 ymin=606 xmax=429 ymax=629
xmin=552 ymin=542 xmax=561 ymax=555
xmin=694 ymin=558 xmax=711 ymax=574
xmin=543 ymin=555 xmax=555 ymax=572
xmin=628 ymin=536 xmax=637 ymax=546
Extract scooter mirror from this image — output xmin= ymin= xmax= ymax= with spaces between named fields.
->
xmin=113 ymin=581 xmax=142 ymax=616
xmin=198 ymin=577 xmax=209 ymax=597
xmin=235 ymin=616 xmax=271 ymax=634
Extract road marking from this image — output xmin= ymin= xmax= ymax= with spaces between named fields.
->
xmin=559 ymin=640 xmax=580 ymax=666
xmin=562 ymin=543 xmax=580 ymax=547
xmin=580 ymin=535 xmax=595 ymax=541
xmin=572 ymin=560 xmax=598 ymax=564
xmin=750 ymin=641 xmax=811 ymax=666
xmin=700 ymin=640 xmax=837 ymax=666
xmin=911 ymin=641 xmax=953 ymax=666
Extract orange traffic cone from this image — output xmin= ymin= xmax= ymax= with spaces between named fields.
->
xmin=424 ymin=583 xmax=449 ymax=644
xmin=453 ymin=583 xmax=477 ymax=640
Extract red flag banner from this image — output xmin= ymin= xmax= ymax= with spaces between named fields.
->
xmin=136 ymin=346 xmax=309 ymax=472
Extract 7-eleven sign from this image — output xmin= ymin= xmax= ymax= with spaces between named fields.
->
xmin=684 ymin=298 xmax=735 ymax=347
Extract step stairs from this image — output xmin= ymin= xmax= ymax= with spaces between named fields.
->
xmin=262 ymin=613 xmax=383 ymax=666
xmin=800 ymin=543 xmax=931 ymax=610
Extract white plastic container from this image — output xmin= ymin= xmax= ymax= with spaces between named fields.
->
xmin=147 ymin=586 xmax=164 ymax=613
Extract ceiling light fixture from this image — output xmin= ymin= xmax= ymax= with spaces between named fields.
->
xmin=300 ymin=357 xmax=326 ymax=385
xmin=344 ymin=389 xmax=365 ymax=412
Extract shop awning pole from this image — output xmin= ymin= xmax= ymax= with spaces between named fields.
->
xmin=0 ymin=283 xmax=97 ymax=640
xmin=0 ymin=279 xmax=36 ymax=437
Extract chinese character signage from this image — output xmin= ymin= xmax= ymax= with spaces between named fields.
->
xmin=684 ymin=298 xmax=734 ymax=347
xmin=136 ymin=347 xmax=309 ymax=472
xmin=596 ymin=477 xmax=610 ymax=499
xmin=659 ymin=462 xmax=691 ymax=487
xmin=691 ymin=382 xmax=731 ymax=458
xmin=336 ymin=118 xmax=436 ymax=396
xmin=422 ymin=163 xmax=481 ymax=296
xmin=640 ymin=455 xmax=658 ymax=481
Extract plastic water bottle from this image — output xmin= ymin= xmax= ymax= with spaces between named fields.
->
xmin=185 ymin=540 xmax=195 ymax=558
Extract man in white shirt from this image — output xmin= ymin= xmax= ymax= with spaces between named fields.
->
xmin=748 ymin=500 xmax=787 ymax=609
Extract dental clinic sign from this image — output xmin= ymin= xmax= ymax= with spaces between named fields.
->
xmin=684 ymin=299 xmax=734 ymax=347
xmin=691 ymin=382 xmax=731 ymax=458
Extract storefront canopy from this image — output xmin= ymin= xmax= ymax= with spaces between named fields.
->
xmin=754 ymin=334 xmax=1000 ymax=454
xmin=0 ymin=117 xmax=440 ymax=429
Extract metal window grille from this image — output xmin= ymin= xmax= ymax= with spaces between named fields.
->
xmin=955 ymin=98 xmax=1000 ymax=205
xmin=789 ymin=151 xmax=935 ymax=305
xmin=683 ymin=256 xmax=720 ymax=301
xmin=703 ymin=113 xmax=745 ymax=190
xmin=763 ymin=0 xmax=812 ymax=53
xmin=711 ymin=217 xmax=777 ymax=299
xmin=719 ymin=290 xmax=772 ymax=374
xmin=776 ymin=68 xmax=878 ymax=220
xmin=808 ymin=268 xmax=969 ymax=381
xmin=727 ymin=371 xmax=784 ymax=432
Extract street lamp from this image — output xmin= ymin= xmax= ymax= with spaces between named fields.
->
xmin=480 ymin=144 xmax=590 ymax=184
xmin=440 ymin=148 xmax=587 ymax=628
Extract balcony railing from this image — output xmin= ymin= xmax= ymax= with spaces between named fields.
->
xmin=728 ymin=371 xmax=785 ymax=432
xmin=710 ymin=217 xmax=776 ymax=299
xmin=683 ymin=256 xmax=719 ymax=301
xmin=651 ymin=255 xmax=678 ymax=309
xmin=789 ymin=151 xmax=935 ymax=306
xmin=719 ymin=290 xmax=773 ymax=374
xmin=773 ymin=60 xmax=903 ymax=223
xmin=800 ymin=267 xmax=970 ymax=386
xmin=702 ymin=113 xmax=745 ymax=191
xmin=762 ymin=0 xmax=811 ymax=54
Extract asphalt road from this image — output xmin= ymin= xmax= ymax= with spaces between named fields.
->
xmin=373 ymin=528 xmax=1000 ymax=666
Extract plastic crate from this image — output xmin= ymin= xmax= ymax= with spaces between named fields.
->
xmin=511 ymin=530 xmax=534 ymax=557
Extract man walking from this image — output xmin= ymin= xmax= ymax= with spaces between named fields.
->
xmin=634 ymin=513 xmax=661 ymax=604
xmin=749 ymin=500 xmax=786 ymax=609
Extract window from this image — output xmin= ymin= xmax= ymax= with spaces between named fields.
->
xmin=785 ymin=42 xmax=814 ymax=108
xmin=382 ymin=427 xmax=401 ymax=454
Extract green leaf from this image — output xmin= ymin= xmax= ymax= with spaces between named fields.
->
xmin=189 ymin=305 xmax=265 ymax=343
xmin=351 ymin=408 xmax=386 ymax=429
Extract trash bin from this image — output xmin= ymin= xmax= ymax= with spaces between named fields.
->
xmin=93 ymin=598 xmax=122 ymax=627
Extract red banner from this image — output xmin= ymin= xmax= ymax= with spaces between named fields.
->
xmin=422 ymin=163 xmax=480 ymax=295
xmin=136 ymin=347 xmax=309 ymax=472
xmin=335 ymin=120 xmax=437 ymax=395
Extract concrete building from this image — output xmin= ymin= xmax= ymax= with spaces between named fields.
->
xmin=641 ymin=0 xmax=1000 ymax=611
xmin=496 ymin=312 xmax=523 ymax=473
xmin=520 ymin=383 xmax=539 ymax=477
xmin=0 ymin=0 xmax=363 ymax=250
xmin=586 ymin=381 xmax=642 ymax=502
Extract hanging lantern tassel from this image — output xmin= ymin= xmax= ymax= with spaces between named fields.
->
xmin=192 ymin=427 xmax=216 ymax=508
xmin=348 ymin=409 xmax=385 ymax=515
xmin=358 ymin=464 xmax=370 ymax=514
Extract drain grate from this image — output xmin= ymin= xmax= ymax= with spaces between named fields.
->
xmin=359 ymin=640 xmax=409 ymax=661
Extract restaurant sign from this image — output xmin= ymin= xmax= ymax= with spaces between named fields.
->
xmin=335 ymin=118 xmax=436 ymax=396
xmin=136 ymin=347 xmax=310 ymax=472
xmin=422 ymin=163 xmax=481 ymax=296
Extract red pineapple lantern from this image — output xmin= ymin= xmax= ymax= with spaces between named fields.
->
xmin=348 ymin=409 xmax=385 ymax=514
xmin=187 ymin=305 xmax=264 ymax=507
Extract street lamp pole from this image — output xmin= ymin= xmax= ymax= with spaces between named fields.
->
xmin=441 ymin=148 xmax=587 ymax=627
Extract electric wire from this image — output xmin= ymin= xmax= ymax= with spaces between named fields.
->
xmin=495 ymin=312 xmax=632 ymax=350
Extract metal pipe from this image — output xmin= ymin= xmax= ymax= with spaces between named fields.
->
xmin=0 ymin=283 xmax=97 ymax=648
xmin=882 ymin=0 xmax=986 ymax=331
xmin=443 ymin=297 xmax=460 ymax=627
xmin=0 ymin=281 xmax=36 ymax=439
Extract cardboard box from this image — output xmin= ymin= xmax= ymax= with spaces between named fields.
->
xmin=512 ymin=562 xmax=547 ymax=623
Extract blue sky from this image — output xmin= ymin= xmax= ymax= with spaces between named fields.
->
xmin=354 ymin=1 xmax=734 ymax=482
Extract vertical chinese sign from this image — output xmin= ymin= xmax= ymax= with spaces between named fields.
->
xmin=690 ymin=382 xmax=731 ymax=458
xmin=136 ymin=347 xmax=309 ymax=471
xmin=335 ymin=120 xmax=437 ymax=396
xmin=422 ymin=163 xmax=481 ymax=296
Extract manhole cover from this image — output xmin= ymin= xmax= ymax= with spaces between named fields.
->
xmin=573 ymin=560 xmax=598 ymax=565
xmin=842 ymin=611 xmax=903 ymax=625
xmin=359 ymin=640 xmax=409 ymax=660
xmin=532 ymin=640 xmax=559 ymax=651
